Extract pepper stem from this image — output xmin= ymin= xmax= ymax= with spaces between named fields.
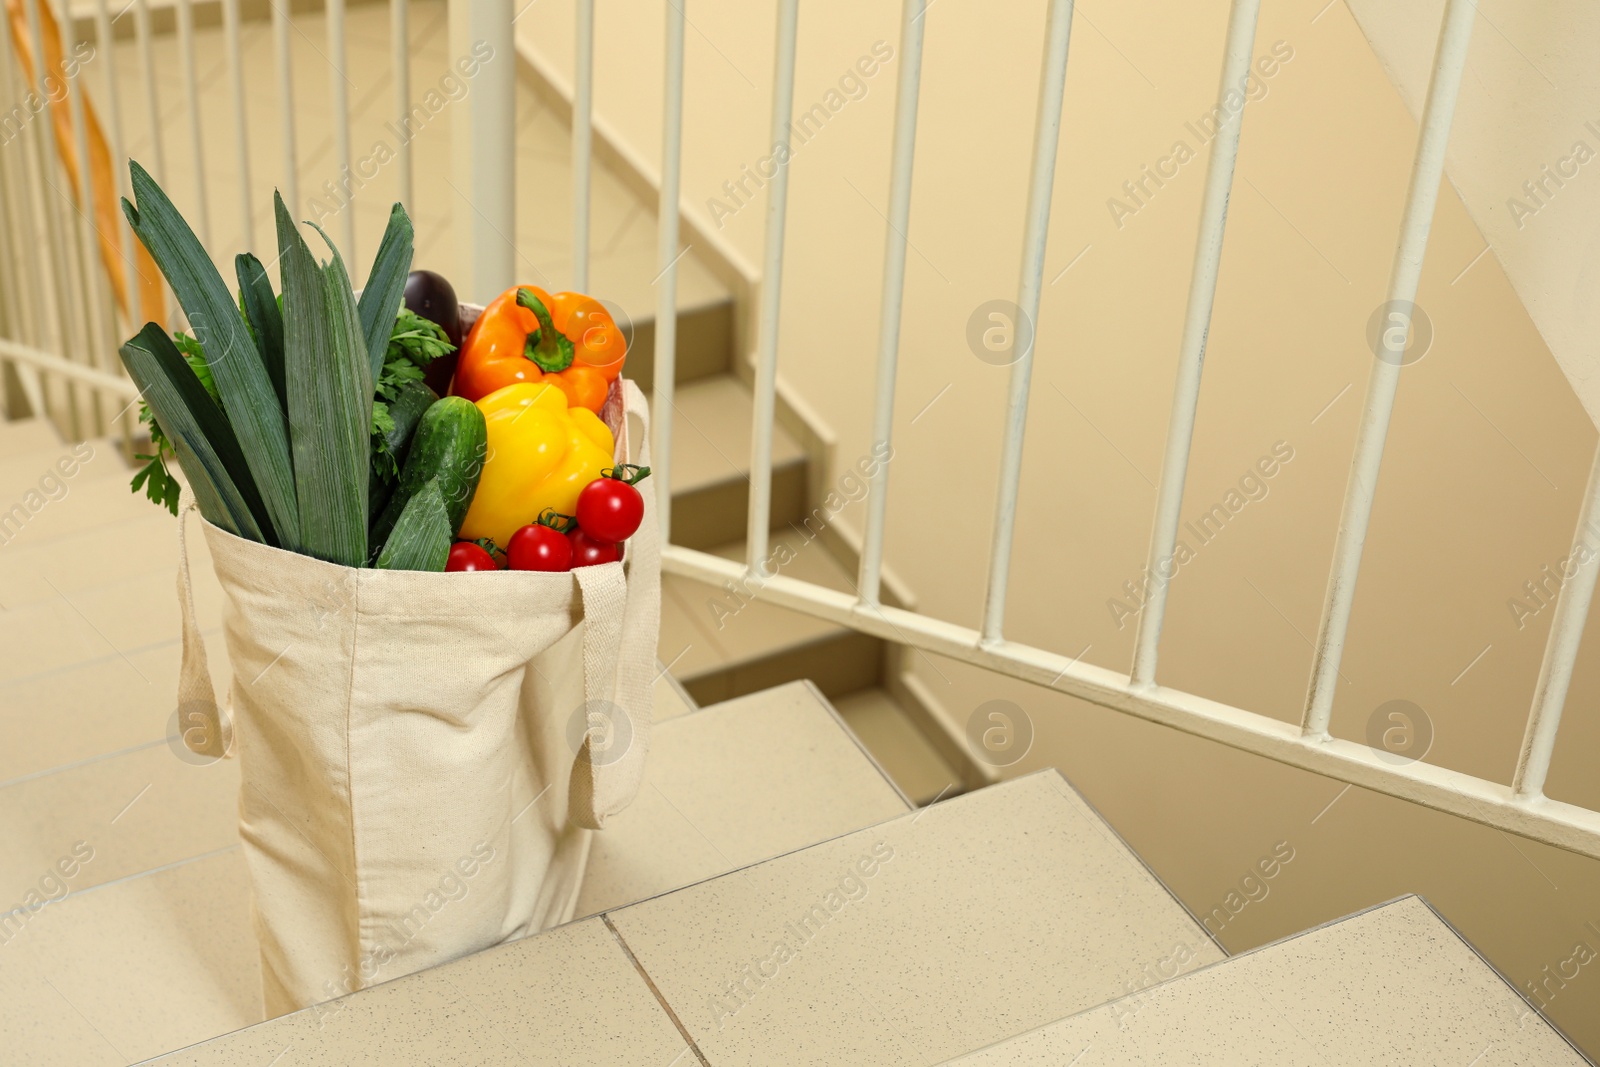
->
xmin=518 ymin=288 xmax=575 ymax=373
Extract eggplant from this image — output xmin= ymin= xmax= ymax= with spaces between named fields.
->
xmin=404 ymin=270 xmax=462 ymax=395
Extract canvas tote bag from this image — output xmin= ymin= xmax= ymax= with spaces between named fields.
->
xmin=172 ymin=379 xmax=660 ymax=1018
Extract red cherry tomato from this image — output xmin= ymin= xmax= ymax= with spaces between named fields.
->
xmin=568 ymin=528 xmax=621 ymax=567
xmin=507 ymin=523 xmax=573 ymax=571
xmin=446 ymin=541 xmax=500 ymax=572
xmin=576 ymin=465 xmax=649 ymax=544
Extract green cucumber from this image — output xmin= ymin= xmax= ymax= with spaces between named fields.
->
xmin=369 ymin=379 xmax=439 ymax=523
xmin=375 ymin=479 xmax=451 ymax=572
xmin=370 ymin=396 xmax=487 ymax=554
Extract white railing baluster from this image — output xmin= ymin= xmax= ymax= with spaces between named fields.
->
xmin=745 ymin=0 xmax=799 ymax=579
xmin=23 ymin=0 xmax=84 ymax=437
xmin=572 ymin=0 xmax=594 ymax=291
xmin=1513 ymin=443 xmax=1600 ymax=799
xmin=175 ymin=0 xmax=211 ymax=247
xmin=979 ymin=0 xmax=1075 ymax=643
xmin=273 ymin=0 xmax=299 ymax=216
xmin=392 ymin=0 xmax=412 ymax=208
xmin=59 ymin=0 xmax=116 ymax=432
xmin=1130 ymin=0 xmax=1261 ymax=687
xmin=653 ymin=0 xmax=686 ymax=544
xmin=328 ymin=0 xmax=356 ymax=269
xmin=858 ymin=0 xmax=928 ymax=607
xmin=1302 ymin=0 xmax=1475 ymax=739
xmin=449 ymin=0 xmax=514 ymax=302
xmin=223 ymin=0 xmax=253 ymax=250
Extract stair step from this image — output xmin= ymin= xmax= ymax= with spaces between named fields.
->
xmin=663 ymin=527 xmax=879 ymax=705
xmin=626 ymin=298 xmax=736 ymax=390
xmin=604 ymin=771 xmax=1221 ymax=1066
xmin=834 ymin=687 xmax=962 ymax=806
xmin=0 ymin=470 xmax=163 ymax=552
xmin=0 ymin=417 xmax=65 ymax=456
xmin=577 ymin=680 xmax=911 ymax=917
xmin=0 ymin=633 xmax=231 ymax=787
xmin=945 ymin=895 xmax=1587 ymax=1066
xmin=0 ymin=546 xmax=226 ymax=687
xmin=109 ymin=769 xmax=1217 ymax=1064
xmin=144 ymin=912 xmax=688 ymax=1066
xmin=0 ymin=740 xmax=239 ymax=909
xmin=666 ymin=375 xmax=808 ymax=551
xmin=0 ymin=678 xmax=908 ymax=1061
xmin=0 ymin=848 xmax=257 ymax=1067
xmin=0 ymin=437 xmax=127 ymax=504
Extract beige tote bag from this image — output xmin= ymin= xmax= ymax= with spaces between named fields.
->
xmin=173 ymin=380 xmax=660 ymax=1018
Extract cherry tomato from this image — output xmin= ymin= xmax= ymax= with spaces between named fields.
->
xmin=576 ymin=465 xmax=649 ymax=544
xmin=568 ymin=528 xmax=621 ymax=567
xmin=508 ymin=522 xmax=573 ymax=572
xmin=446 ymin=541 xmax=500 ymax=572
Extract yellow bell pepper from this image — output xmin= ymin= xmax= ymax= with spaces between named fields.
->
xmin=458 ymin=382 xmax=616 ymax=548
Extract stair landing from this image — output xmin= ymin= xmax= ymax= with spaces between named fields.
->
xmin=945 ymin=895 xmax=1588 ymax=1066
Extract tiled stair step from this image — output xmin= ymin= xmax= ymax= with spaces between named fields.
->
xmin=945 ymin=895 xmax=1589 ymax=1066
xmin=148 ymin=771 xmax=1223 ymax=1065
xmin=662 ymin=527 xmax=963 ymax=804
xmin=625 ymin=298 xmax=736 ymax=391
xmin=0 ymin=435 xmax=128 ymax=497
xmin=0 ymin=416 xmax=66 ymax=456
xmin=0 ymin=679 xmax=909 ymax=1063
xmin=666 ymin=375 xmax=808 ymax=551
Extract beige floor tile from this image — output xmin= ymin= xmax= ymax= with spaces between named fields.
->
xmin=0 ymin=437 xmax=125 ymax=500
xmin=0 ymin=740 xmax=239 ymax=906
xmin=0 ymin=473 xmax=165 ymax=551
xmin=0 ymin=557 xmax=226 ymax=685
xmin=147 ymin=917 xmax=691 ymax=1066
xmin=579 ymin=680 xmax=908 ymax=917
xmin=0 ymin=849 xmax=258 ymax=1066
xmin=668 ymin=376 xmax=805 ymax=496
xmin=834 ymin=688 xmax=960 ymax=805
xmin=0 ymin=417 xmax=62 ymax=455
xmin=651 ymin=666 xmax=696 ymax=723
xmin=0 ymin=509 xmax=182 ymax=611
xmin=607 ymin=771 xmax=1224 ymax=1067
xmin=947 ymin=896 xmax=1587 ymax=1066
xmin=0 ymin=628 xmax=230 ymax=784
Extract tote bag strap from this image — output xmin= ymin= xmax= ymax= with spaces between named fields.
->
xmin=175 ymin=501 xmax=233 ymax=759
xmin=569 ymin=379 xmax=661 ymax=829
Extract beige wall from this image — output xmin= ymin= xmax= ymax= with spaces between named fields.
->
xmin=519 ymin=0 xmax=1600 ymax=1049
xmin=1346 ymin=0 xmax=1600 ymax=430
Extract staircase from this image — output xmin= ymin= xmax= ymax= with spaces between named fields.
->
xmin=0 ymin=4 xmax=1591 ymax=1063
xmin=0 ymin=374 xmax=1586 ymax=1067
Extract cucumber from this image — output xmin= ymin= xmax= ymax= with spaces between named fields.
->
xmin=375 ymin=479 xmax=451 ymax=572
xmin=370 ymin=396 xmax=487 ymax=553
xmin=369 ymin=379 xmax=439 ymax=523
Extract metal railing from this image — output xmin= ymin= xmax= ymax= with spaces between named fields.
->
xmin=1 ymin=0 xmax=1597 ymax=861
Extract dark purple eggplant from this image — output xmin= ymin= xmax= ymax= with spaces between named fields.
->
xmin=404 ymin=270 xmax=462 ymax=394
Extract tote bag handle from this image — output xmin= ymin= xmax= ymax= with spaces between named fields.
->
xmin=568 ymin=379 xmax=661 ymax=829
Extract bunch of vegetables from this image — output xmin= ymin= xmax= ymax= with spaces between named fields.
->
xmin=121 ymin=163 xmax=647 ymax=574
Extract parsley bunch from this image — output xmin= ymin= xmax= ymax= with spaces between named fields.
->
xmin=371 ymin=307 xmax=454 ymax=484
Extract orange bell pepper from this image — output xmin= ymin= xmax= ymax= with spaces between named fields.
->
xmin=451 ymin=285 xmax=625 ymax=413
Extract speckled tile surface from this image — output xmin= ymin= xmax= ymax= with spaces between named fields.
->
xmin=579 ymin=681 xmax=911 ymax=917
xmin=142 ymin=917 xmax=690 ymax=1065
xmin=0 ymin=849 xmax=258 ymax=1066
xmin=945 ymin=896 xmax=1588 ymax=1066
xmin=606 ymin=771 xmax=1223 ymax=1067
